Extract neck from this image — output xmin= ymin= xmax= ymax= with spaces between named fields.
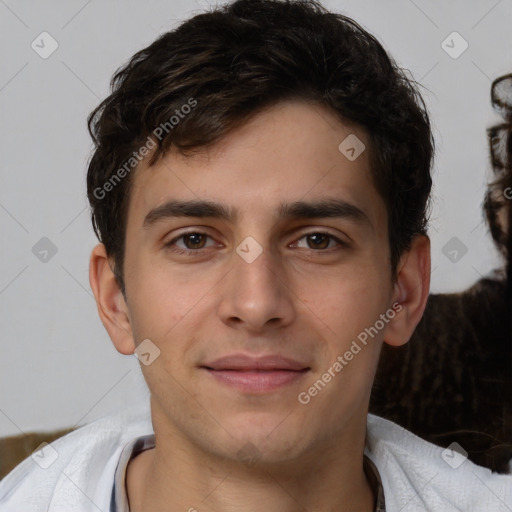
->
xmin=127 ymin=415 xmax=375 ymax=512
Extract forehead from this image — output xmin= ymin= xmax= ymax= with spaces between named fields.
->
xmin=126 ymin=100 xmax=386 ymax=231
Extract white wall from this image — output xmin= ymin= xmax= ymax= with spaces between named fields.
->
xmin=1 ymin=0 xmax=510 ymax=437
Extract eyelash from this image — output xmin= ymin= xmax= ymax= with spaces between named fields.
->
xmin=164 ymin=231 xmax=347 ymax=256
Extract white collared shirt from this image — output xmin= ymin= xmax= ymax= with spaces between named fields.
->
xmin=1 ymin=403 xmax=511 ymax=511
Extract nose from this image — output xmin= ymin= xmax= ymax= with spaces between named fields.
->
xmin=217 ymin=242 xmax=296 ymax=333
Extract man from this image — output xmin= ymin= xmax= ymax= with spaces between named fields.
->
xmin=1 ymin=0 xmax=511 ymax=510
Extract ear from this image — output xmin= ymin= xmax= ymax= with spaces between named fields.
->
xmin=89 ymin=243 xmax=135 ymax=355
xmin=383 ymin=234 xmax=431 ymax=347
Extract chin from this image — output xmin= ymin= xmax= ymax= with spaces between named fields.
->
xmin=223 ymin=414 xmax=305 ymax=460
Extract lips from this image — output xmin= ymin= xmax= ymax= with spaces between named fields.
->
xmin=200 ymin=354 xmax=310 ymax=393
xmin=202 ymin=354 xmax=309 ymax=371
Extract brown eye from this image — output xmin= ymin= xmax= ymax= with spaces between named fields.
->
xmin=164 ymin=231 xmax=217 ymax=255
xmin=293 ymin=232 xmax=344 ymax=251
xmin=182 ymin=233 xmax=207 ymax=249
xmin=306 ymin=233 xmax=331 ymax=249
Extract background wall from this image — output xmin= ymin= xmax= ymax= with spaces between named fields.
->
xmin=1 ymin=0 xmax=511 ymax=436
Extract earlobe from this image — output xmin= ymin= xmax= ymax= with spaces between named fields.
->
xmin=383 ymin=235 xmax=431 ymax=347
xmin=89 ymin=243 xmax=135 ymax=355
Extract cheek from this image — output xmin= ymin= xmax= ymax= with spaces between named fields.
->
xmin=124 ymin=256 xmax=208 ymax=343
xmin=294 ymin=262 xmax=391 ymax=339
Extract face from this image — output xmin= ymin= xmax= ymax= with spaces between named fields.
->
xmin=114 ymin=100 xmax=402 ymax=464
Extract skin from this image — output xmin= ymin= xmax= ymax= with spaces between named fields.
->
xmin=90 ymin=100 xmax=430 ymax=512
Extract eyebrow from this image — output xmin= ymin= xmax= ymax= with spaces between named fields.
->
xmin=143 ymin=198 xmax=373 ymax=230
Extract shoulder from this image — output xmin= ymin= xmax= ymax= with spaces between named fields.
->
xmin=0 ymin=405 xmax=153 ymax=512
xmin=365 ymin=414 xmax=512 ymax=511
